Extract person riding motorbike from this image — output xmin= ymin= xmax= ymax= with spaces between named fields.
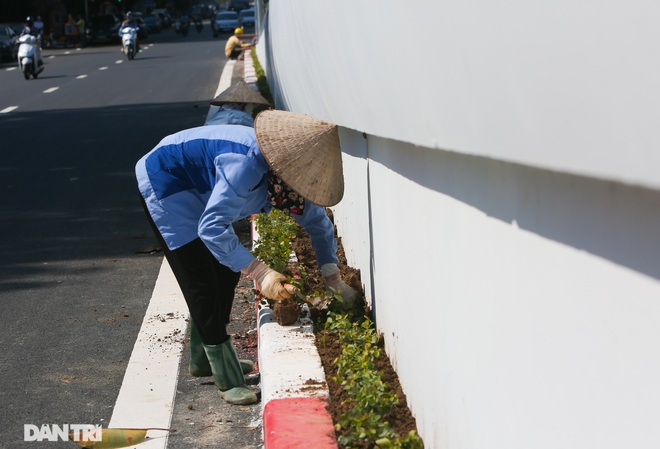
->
xmin=33 ymin=16 xmax=44 ymax=39
xmin=119 ymin=12 xmax=141 ymax=53
xmin=192 ymin=11 xmax=203 ymax=32
xmin=21 ymin=16 xmax=35 ymax=37
xmin=20 ymin=16 xmax=43 ymax=68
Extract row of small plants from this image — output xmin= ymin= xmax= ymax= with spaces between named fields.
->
xmin=324 ymin=313 xmax=423 ymax=449
xmin=251 ymin=209 xmax=422 ymax=448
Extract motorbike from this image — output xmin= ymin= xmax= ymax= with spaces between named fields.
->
xmin=175 ymin=16 xmax=190 ymax=36
xmin=17 ymin=34 xmax=44 ymax=80
xmin=120 ymin=26 xmax=139 ymax=61
xmin=193 ymin=16 xmax=203 ymax=33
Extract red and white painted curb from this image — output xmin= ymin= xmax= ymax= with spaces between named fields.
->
xmin=243 ymin=50 xmax=258 ymax=84
xmin=258 ymin=306 xmax=337 ymax=448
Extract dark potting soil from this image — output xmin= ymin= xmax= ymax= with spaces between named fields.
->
xmin=289 ymin=211 xmax=422 ymax=448
xmin=272 ymin=297 xmax=302 ymax=325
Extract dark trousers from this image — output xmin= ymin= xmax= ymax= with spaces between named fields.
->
xmin=140 ymin=196 xmax=241 ymax=345
xmin=229 ymin=48 xmax=243 ymax=60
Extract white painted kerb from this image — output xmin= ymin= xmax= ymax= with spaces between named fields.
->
xmin=108 ymin=260 xmax=189 ymax=448
xmin=258 ymin=306 xmax=329 ymax=409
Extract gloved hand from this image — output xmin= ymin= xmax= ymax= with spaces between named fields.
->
xmin=321 ymin=263 xmax=358 ymax=305
xmin=242 ymin=260 xmax=292 ymax=301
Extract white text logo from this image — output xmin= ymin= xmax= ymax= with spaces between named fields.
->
xmin=23 ymin=424 xmax=102 ymax=442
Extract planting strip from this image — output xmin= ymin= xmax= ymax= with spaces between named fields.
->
xmin=252 ymin=218 xmax=338 ymax=448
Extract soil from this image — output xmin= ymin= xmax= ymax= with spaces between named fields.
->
xmin=272 ymin=297 xmax=302 ymax=325
xmin=289 ymin=210 xmax=422 ymax=448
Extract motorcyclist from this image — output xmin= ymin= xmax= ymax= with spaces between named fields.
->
xmin=21 ymin=16 xmax=41 ymax=38
xmin=176 ymin=13 xmax=190 ymax=35
xmin=33 ymin=16 xmax=44 ymax=39
xmin=119 ymin=12 xmax=141 ymax=53
xmin=20 ymin=16 xmax=43 ymax=68
xmin=192 ymin=10 xmax=203 ymax=32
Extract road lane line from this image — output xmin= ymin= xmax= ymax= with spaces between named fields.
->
xmin=43 ymin=87 xmax=60 ymax=93
xmin=115 ymin=60 xmax=123 ymax=64
xmin=108 ymin=259 xmax=188 ymax=448
xmin=77 ymin=74 xmax=88 ymax=79
xmin=5 ymin=67 xmax=17 ymax=71
xmin=205 ymin=60 xmax=235 ymax=124
xmin=99 ymin=66 xmax=108 ymax=70
xmin=1 ymin=106 xmax=18 ymax=113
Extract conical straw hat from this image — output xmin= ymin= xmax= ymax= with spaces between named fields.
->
xmin=210 ymin=80 xmax=270 ymax=106
xmin=254 ymin=110 xmax=344 ymax=207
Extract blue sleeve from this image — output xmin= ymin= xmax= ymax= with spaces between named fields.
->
xmin=198 ymin=152 xmax=262 ymax=272
xmin=292 ymin=204 xmax=339 ymax=267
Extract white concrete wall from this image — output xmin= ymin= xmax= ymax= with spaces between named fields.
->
xmin=256 ymin=1 xmax=660 ymax=448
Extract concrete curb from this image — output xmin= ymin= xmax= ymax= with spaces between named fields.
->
xmin=257 ymin=307 xmax=337 ymax=448
xmin=243 ymin=50 xmax=257 ymax=84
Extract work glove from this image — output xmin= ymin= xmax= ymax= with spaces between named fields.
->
xmin=321 ymin=263 xmax=358 ymax=305
xmin=242 ymin=260 xmax=292 ymax=301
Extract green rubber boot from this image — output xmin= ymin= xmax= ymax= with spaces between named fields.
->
xmin=203 ymin=338 xmax=259 ymax=405
xmin=189 ymin=321 xmax=254 ymax=376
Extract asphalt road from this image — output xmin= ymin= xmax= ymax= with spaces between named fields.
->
xmin=0 ymin=25 xmax=242 ymax=448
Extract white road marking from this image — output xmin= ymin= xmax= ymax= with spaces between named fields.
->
xmin=108 ymin=260 xmax=188 ymax=448
xmin=99 ymin=66 xmax=108 ymax=70
xmin=76 ymin=74 xmax=87 ymax=79
xmin=43 ymin=87 xmax=59 ymax=93
xmin=0 ymin=106 xmax=18 ymax=113
xmin=205 ymin=60 xmax=235 ymax=124
xmin=6 ymin=67 xmax=17 ymax=71
xmin=115 ymin=60 xmax=123 ymax=64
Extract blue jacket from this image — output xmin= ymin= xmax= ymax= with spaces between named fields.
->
xmin=136 ymin=124 xmax=338 ymax=272
xmin=205 ymin=108 xmax=254 ymax=127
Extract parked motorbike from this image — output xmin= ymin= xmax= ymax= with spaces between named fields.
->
xmin=120 ymin=26 xmax=139 ymax=61
xmin=17 ymin=34 xmax=44 ymax=80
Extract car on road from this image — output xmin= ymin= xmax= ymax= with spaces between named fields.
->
xmin=213 ymin=11 xmax=239 ymax=37
xmin=230 ymin=0 xmax=250 ymax=13
xmin=152 ymin=9 xmax=173 ymax=28
xmin=238 ymin=8 xmax=255 ymax=28
xmin=141 ymin=14 xmax=162 ymax=34
xmin=86 ymin=14 xmax=121 ymax=45
xmin=0 ymin=24 xmax=19 ymax=61
xmin=7 ymin=22 xmax=25 ymax=37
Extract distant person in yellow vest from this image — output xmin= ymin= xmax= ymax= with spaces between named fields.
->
xmin=225 ymin=27 xmax=252 ymax=60
xmin=75 ymin=15 xmax=86 ymax=47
